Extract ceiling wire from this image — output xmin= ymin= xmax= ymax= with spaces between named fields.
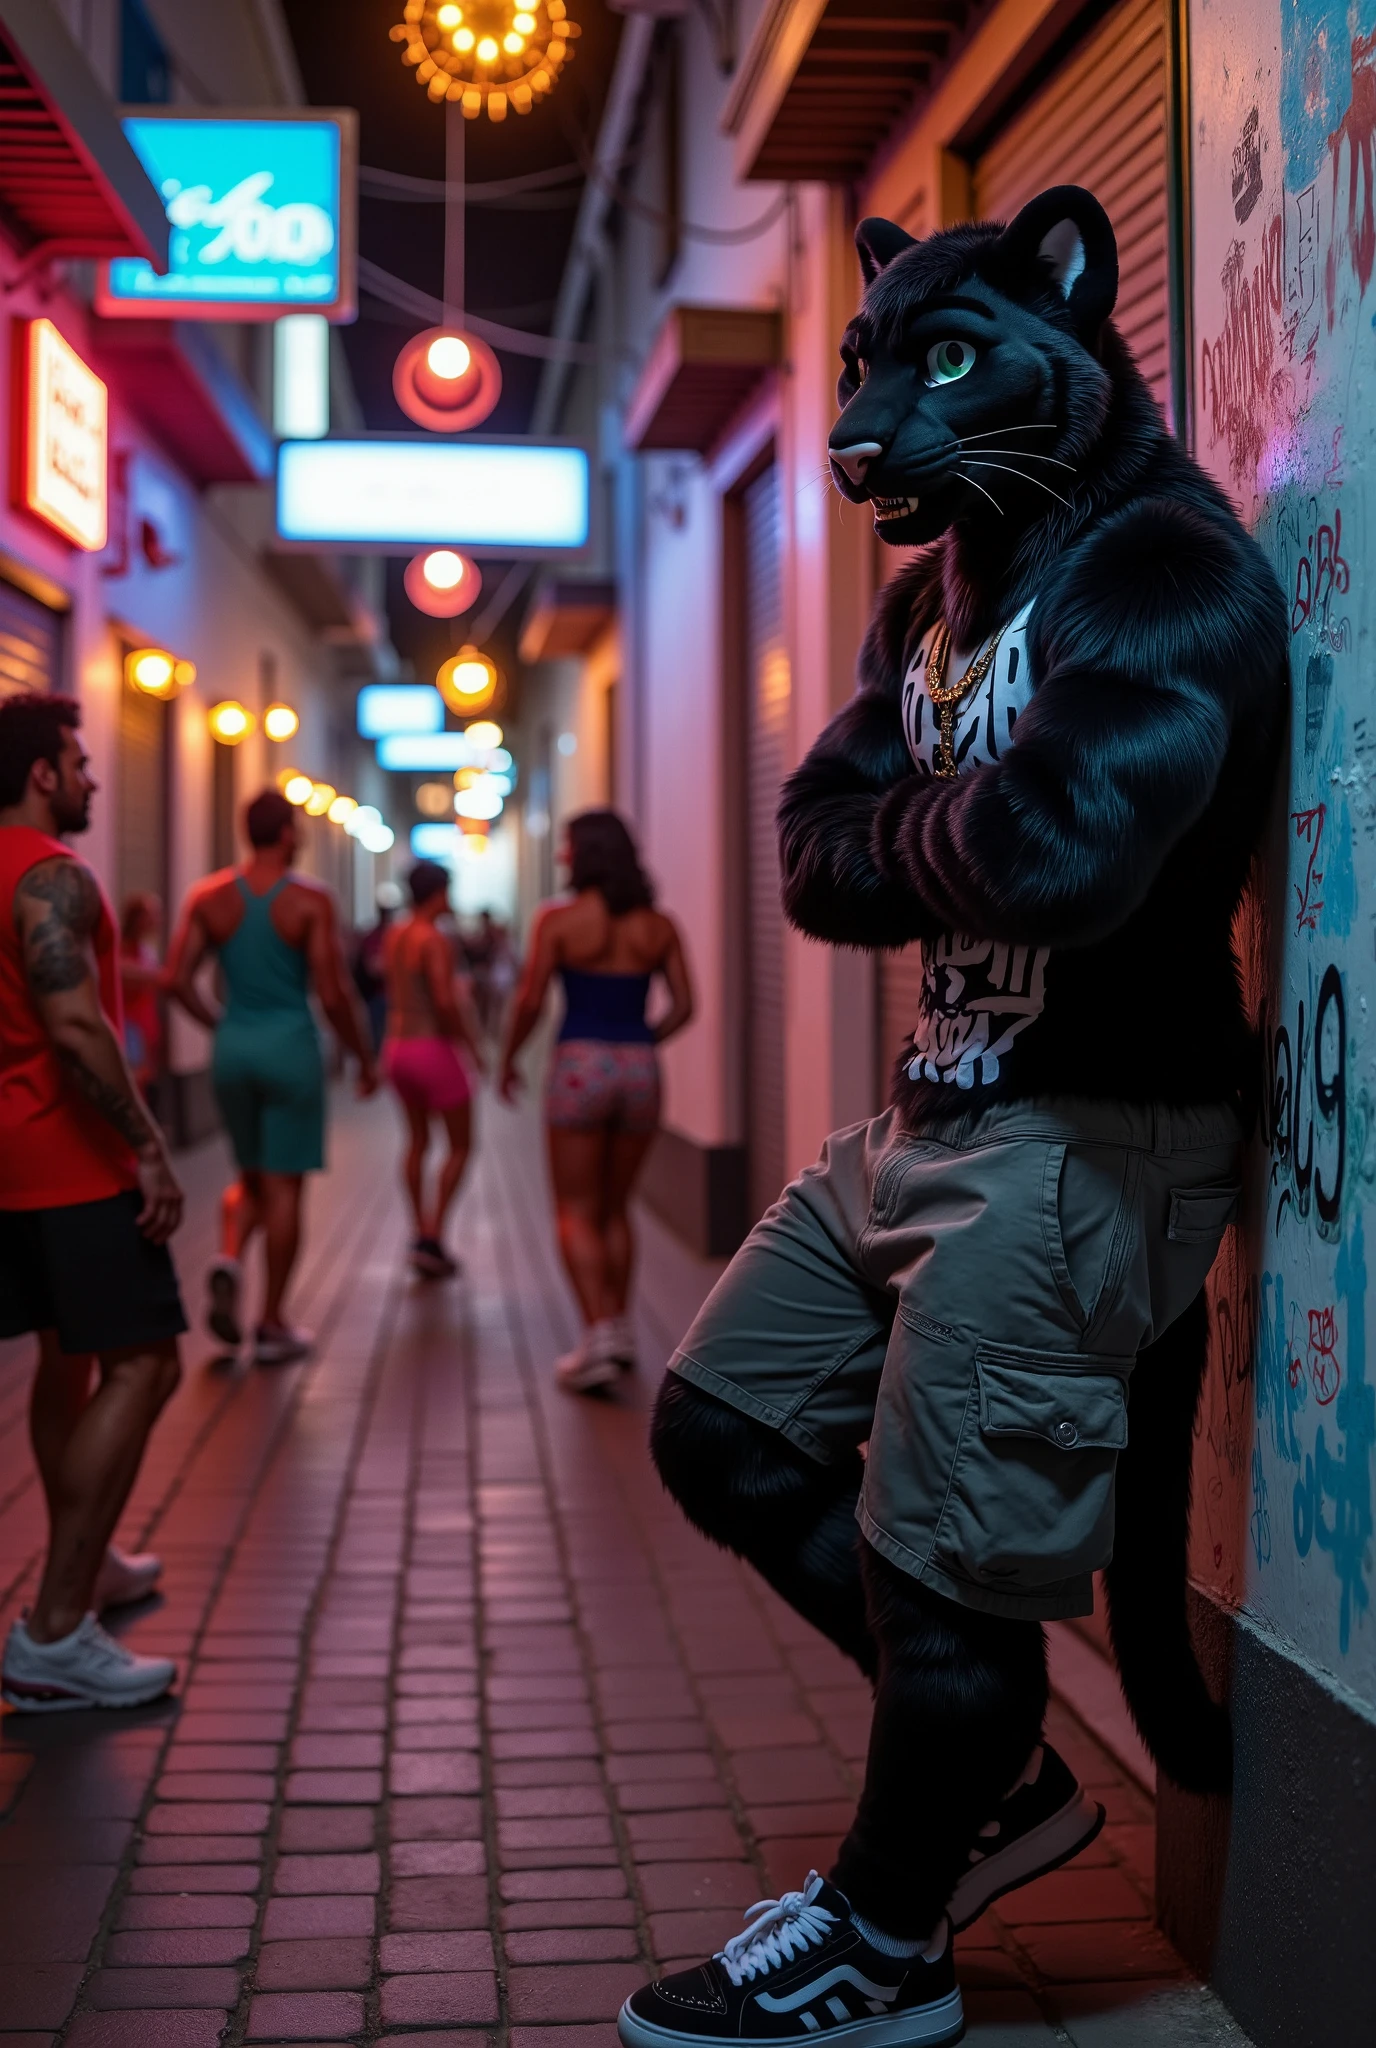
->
xmin=357 ymin=256 xmax=618 ymax=363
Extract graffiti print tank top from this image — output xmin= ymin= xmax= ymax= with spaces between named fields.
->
xmin=899 ymin=599 xmax=1049 ymax=1090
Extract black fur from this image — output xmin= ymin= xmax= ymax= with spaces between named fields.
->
xmin=650 ymin=1375 xmax=877 ymax=1677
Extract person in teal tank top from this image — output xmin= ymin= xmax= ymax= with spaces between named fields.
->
xmin=213 ymin=875 xmax=325 ymax=1175
xmin=168 ymin=790 xmax=377 ymax=1366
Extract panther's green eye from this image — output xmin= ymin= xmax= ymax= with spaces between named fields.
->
xmin=926 ymin=339 xmax=976 ymax=387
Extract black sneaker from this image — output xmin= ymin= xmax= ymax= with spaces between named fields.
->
xmin=618 ymin=1873 xmax=963 ymax=2048
xmin=947 ymin=1741 xmax=1105 ymax=1931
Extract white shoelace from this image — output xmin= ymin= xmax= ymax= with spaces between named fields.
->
xmin=716 ymin=1873 xmax=836 ymax=1986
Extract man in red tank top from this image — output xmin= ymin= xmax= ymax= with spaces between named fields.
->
xmin=0 ymin=695 xmax=186 ymax=1712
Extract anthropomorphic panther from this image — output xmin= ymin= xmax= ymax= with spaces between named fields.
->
xmin=617 ymin=189 xmax=1287 ymax=2048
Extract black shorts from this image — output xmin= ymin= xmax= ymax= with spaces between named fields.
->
xmin=0 ymin=1190 xmax=188 ymax=1356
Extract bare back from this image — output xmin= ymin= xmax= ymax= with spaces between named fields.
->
xmin=543 ymin=892 xmax=677 ymax=976
xmin=385 ymin=916 xmax=454 ymax=1038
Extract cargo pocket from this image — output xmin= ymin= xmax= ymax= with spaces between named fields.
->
xmin=932 ymin=1341 xmax=1131 ymax=1594
xmin=1167 ymin=1182 xmax=1241 ymax=1245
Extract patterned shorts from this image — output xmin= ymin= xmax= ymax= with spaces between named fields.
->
xmin=546 ymin=1039 xmax=661 ymax=1134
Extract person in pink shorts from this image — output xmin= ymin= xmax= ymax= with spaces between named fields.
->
xmin=382 ymin=861 xmax=486 ymax=1278
xmin=499 ymin=811 xmax=694 ymax=1393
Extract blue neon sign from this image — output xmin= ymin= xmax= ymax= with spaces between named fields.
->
xmin=277 ymin=441 xmax=589 ymax=553
xmin=411 ymin=824 xmax=460 ymax=858
xmin=98 ymin=113 xmax=355 ymax=320
xmin=357 ymin=685 xmax=445 ymax=739
xmin=377 ymin=734 xmax=473 ymax=772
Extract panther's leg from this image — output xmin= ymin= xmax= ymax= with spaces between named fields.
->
xmin=830 ymin=1542 xmax=1047 ymax=1938
xmin=650 ymin=1373 xmax=876 ymax=1679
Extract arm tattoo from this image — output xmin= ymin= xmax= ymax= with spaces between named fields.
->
xmin=19 ymin=860 xmax=101 ymax=995
xmin=55 ymin=1045 xmax=155 ymax=1151
xmin=20 ymin=860 xmax=155 ymax=1152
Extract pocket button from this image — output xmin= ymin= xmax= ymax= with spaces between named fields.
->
xmin=1054 ymin=1419 xmax=1079 ymax=1447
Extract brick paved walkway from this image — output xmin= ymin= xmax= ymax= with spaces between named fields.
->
xmin=0 ymin=1090 xmax=1251 ymax=2047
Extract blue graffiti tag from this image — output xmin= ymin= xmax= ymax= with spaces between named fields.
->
xmin=1291 ymin=1216 xmax=1374 ymax=1652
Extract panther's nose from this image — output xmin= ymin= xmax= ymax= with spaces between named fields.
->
xmin=829 ymin=441 xmax=884 ymax=486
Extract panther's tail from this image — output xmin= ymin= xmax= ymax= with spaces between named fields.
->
xmin=1102 ymin=1289 xmax=1233 ymax=1794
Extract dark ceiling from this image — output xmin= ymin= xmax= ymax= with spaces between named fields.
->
xmin=279 ymin=0 xmax=624 ymax=675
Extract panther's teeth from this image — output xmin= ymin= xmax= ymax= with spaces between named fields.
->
xmin=873 ymin=494 xmax=919 ymax=523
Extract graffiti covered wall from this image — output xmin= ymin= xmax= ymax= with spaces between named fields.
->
xmin=1190 ymin=0 xmax=1376 ymax=1705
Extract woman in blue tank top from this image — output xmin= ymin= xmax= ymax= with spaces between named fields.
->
xmin=499 ymin=811 xmax=694 ymax=1393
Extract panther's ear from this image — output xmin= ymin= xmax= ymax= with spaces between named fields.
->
xmin=856 ymin=216 xmax=916 ymax=287
xmin=995 ymin=185 xmax=1118 ymax=340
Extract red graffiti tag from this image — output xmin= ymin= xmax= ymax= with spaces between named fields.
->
xmin=1292 ymin=804 xmax=1326 ymax=933
xmin=1327 ymin=30 xmax=1376 ymax=324
xmin=1307 ymin=1305 xmax=1341 ymax=1405
xmin=1200 ymin=216 xmax=1284 ymax=485
xmin=1291 ymin=508 xmax=1351 ymax=635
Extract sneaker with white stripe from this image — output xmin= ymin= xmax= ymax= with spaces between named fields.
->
xmin=1 ymin=1613 xmax=175 ymax=1712
xmin=617 ymin=1874 xmax=963 ymax=2048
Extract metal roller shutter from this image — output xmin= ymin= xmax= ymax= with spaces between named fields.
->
xmin=743 ymin=462 xmax=788 ymax=1220
xmin=973 ymin=0 xmax=1170 ymax=414
xmin=0 ymin=577 xmax=61 ymax=696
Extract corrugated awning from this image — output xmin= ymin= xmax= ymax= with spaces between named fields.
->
xmin=519 ymin=578 xmax=616 ymax=662
xmin=722 ymin=0 xmax=976 ymax=183
xmin=0 ymin=0 xmax=167 ymax=270
xmin=624 ymin=306 xmax=782 ymax=455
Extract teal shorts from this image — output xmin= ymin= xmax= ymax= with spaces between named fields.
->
xmin=213 ymin=1014 xmax=325 ymax=1175
xmin=670 ymin=1097 xmax=1242 ymax=1622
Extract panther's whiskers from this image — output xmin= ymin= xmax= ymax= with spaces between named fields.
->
xmin=960 ymin=459 xmax=1073 ymax=508
xmin=951 ymin=423 xmax=1059 ymax=444
xmin=953 ymin=448 xmax=1077 ymax=471
xmin=956 ymin=467 xmax=1005 ymax=515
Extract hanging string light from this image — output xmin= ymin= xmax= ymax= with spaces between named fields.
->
xmin=390 ymin=1 xmax=581 ymax=122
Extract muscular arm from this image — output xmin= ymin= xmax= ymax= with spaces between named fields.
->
xmin=165 ymin=889 xmax=221 ymax=1031
xmin=16 ymin=859 xmax=182 ymax=1239
xmin=781 ymin=501 xmax=1287 ymax=951
xmin=305 ymin=890 xmax=376 ymax=1067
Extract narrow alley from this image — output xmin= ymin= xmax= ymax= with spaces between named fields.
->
xmin=0 ymin=1093 xmax=1248 ymax=2048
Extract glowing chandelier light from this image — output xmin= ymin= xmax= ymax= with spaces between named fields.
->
xmin=390 ymin=1 xmax=581 ymax=121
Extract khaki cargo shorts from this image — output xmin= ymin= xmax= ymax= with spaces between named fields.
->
xmin=670 ymin=1097 xmax=1241 ymax=1621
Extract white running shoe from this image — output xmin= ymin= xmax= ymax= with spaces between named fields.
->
xmin=93 ymin=1546 xmax=162 ymax=1612
xmin=206 ymin=1256 xmax=243 ymax=1347
xmin=253 ymin=1323 xmax=314 ymax=1366
xmin=555 ymin=1328 xmax=620 ymax=1394
xmin=1 ymin=1613 xmax=176 ymax=1712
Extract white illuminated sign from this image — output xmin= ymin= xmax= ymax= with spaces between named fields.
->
xmin=274 ymin=315 xmax=330 ymax=439
xmin=17 ymin=321 xmax=108 ymax=551
xmin=357 ymin=685 xmax=445 ymax=738
xmin=277 ymin=440 xmax=589 ymax=552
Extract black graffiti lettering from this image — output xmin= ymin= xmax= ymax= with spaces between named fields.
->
xmin=1269 ymin=965 xmax=1347 ymax=1240
xmin=1314 ymin=963 xmax=1345 ymax=1227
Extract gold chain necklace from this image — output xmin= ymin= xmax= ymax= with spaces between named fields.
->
xmin=924 ymin=620 xmax=1007 ymax=778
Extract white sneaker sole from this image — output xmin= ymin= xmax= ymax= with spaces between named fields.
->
xmin=947 ymin=1787 xmax=1105 ymax=1931
xmin=1 ymin=1666 xmax=174 ymax=1713
xmin=618 ymin=1991 xmax=964 ymax=2048
xmin=556 ymin=1353 xmax=621 ymax=1393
